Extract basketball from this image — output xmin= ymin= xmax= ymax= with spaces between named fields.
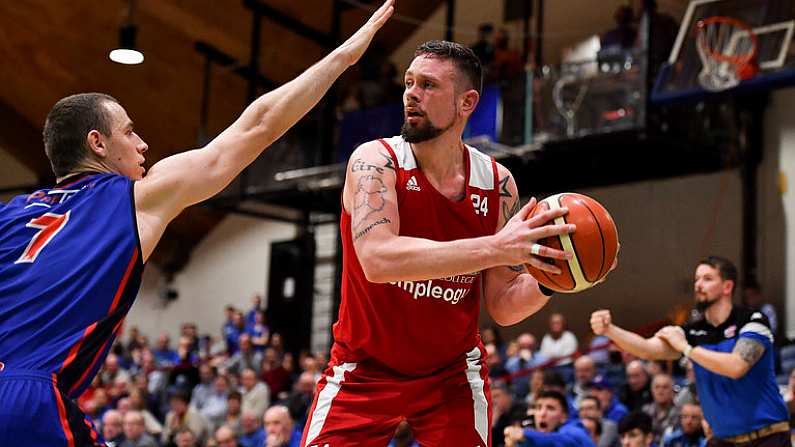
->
xmin=525 ymin=193 xmax=618 ymax=293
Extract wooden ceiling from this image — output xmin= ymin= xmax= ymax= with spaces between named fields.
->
xmin=0 ymin=0 xmax=443 ymax=272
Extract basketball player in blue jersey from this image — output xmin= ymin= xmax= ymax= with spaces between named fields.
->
xmin=0 ymin=3 xmax=393 ymax=446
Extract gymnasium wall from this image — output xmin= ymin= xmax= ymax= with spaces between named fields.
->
xmin=126 ymin=214 xmax=296 ymax=341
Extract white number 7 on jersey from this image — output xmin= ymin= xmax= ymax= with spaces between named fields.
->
xmin=15 ymin=211 xmax=71 ymax=264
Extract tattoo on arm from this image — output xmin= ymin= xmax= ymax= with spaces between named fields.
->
xmin=733 ymin=337 xmax=766 ymax=367
xmin=354 ymin=217 xmax=392 ymax=241
xmin=498 ymin=178 xmax=524 ymax=273
xmin=352 ymin=158 xmax=385 ymax=174
xmin=352 ymin=175 xmax=388 ymax=229
xmin=498 ymin=176 xmax=512 ymax=197
xmin=380 ymin=151 xmax=395 ymax=171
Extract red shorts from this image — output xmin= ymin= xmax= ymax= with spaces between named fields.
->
xmin=301 ymin=345 xmax=492 ymax=447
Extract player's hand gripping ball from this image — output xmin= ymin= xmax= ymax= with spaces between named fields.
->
xmin=525 ymin=193 xmax=618 ymax=293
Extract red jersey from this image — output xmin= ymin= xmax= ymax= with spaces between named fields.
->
xmin=333 ymin=136 xmax=500 ymax=376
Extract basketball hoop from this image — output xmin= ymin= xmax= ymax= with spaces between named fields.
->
xmin=695 ymin=16 xmax=759 ymax=92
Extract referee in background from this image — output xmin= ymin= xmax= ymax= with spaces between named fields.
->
xmin=591 ymin=256 xmax=790 ymax=446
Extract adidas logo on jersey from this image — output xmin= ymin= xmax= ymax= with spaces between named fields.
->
xmin=406 ymin=175 xmax=421 ymax=191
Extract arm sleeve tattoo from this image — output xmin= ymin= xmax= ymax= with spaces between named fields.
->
xmin=733 ymin=337 xmax=766 ymax=367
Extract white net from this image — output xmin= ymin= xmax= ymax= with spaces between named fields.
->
xmin=696 ymin=17 xmax=758 ymax=92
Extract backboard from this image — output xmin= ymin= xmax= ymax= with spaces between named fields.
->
xmin=652 ymin=0 xmax=795 ymax=103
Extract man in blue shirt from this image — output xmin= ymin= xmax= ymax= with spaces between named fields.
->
xmin=592 ymin=256 xmax=790 ymax=446
xmin=504 ymin=390 xmax=596 ymax=447
xmin=662 ymin=403 xmax=706 ymax=447
xmin=618 ymin=411 xmax=655 ymax=447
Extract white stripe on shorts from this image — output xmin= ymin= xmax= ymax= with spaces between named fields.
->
xmin=304 ymin=362 xmax=357 ymax=445
xmin=465 ymin=347 xmax=489 ymax=445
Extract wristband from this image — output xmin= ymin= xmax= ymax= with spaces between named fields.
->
xmin=538 ymin=284 xmax=555 ymax=297
xmin=682 ymin=344 xmax=693 ymax=358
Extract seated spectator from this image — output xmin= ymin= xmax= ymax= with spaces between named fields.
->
xmin=101 ymin=353 xmax=131 ymax=385
xmin=261 ymin=347 xmax=292 ymax=400
xmin=153 ymin=333 xmax=180 ymax=368
xmin=224 ymin=333 xmax=263 ymax=375
xmin=540 ymin=313 xmax=578 ymax=365
xmin=493 ymin=28 xmax=523 ymax=81
xmin=572 ymin=355 xmax=598 ymax=409
xmin=190 ymin=364 xmax=216 ymax=411
xmin=619 ymin=360 xmax=652 ymax=411
xmin=239 ymin=411 xmax=266 ymax=447
xmin=285 ymin=371 xmax=316 ymax=427
xmin=389 ymin=420 xmax=420 ymax=447
xmin=264 ymin=405 xmax=303 ymax=447
xmin=578 ymin=395 xmax=620 ymax=447
xmin=505 ymin=332 xmax=547 ymax=399
xmin=618 ymin=411 xmax=654 ymax=447
xmin=215 ymin=425 xmax=241 ymax=447
xmin=174 ymin=428 xmax=198 ymax=447
xmin=482 ymin=325 xmax=507 ymax=358
xmin=742 ymin=281 xmax=778 ymax=335
xmin=120 ymin=411 xmax=158 ymax=447
xmin=661 ymin=403 xmax=706 ymax=447
xmin=503 ymin=390 xmax=596 ymax=447
xmin=240 ymin=368 xmax=270 ymax=421
xmin=128 ymin=388 xmax=162 ymax=436
xmin=161 ymin=390 xmax=210 ymax=447
xmin=199 ymin=374 xmax=231 ymax=431
xmin=600 ymin=6 xmax=636 ymax=51
xmin=486 ymin=343 xmax=508 ymax=380
xmin=674 ymin=360 xmax=697 ymax=408
xmin=581 ymin=416 xmax=603 ymax=446
xmin=491 ymin=382 xmax=528 ymax=447
xmin=225 ymin=391 xmax=243 ymax=436
xmin=102 ymin=409 xmax=126 ymax=447
xmin=470 ymin=23 xmax=495 ymax=74
xmin=642 ymin=373 xmax=679 ymax=443
xmin=588 ymin=376 xmax=629 ymax=423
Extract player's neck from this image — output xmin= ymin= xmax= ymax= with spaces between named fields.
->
xmin=57 ymin=161 xmax=113 ymax=183
xmin=704 ymin=298 xmax=732 ymax=326
xmin=410 ymin=132 xmax=465 ymax=180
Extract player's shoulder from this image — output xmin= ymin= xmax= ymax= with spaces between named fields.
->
xmin=735 ymin=306 xmax=772 ymax=331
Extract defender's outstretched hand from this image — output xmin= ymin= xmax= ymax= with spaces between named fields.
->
xmin=338 ymin=0 xmax=395 ymax=66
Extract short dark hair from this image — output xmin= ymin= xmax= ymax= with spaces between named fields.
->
xmin=698 ymin=256 xmax=738 ymax=293
xmin=414 ymin=40 xmax=483 ymax=95
xmin=541 ymin=370 xmax=567 ymax=390
xmin=43 ymin=93 xmax=118 ymax=177
xmin=227 ymin=390 xmax=242 ymax=401
xmin=618 ymin=411 xmax=652 ymax=435
xmin=536 ymin=390 xmax=568 ymax=416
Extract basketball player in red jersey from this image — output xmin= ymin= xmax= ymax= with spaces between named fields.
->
xmin=301 ymin=41 xmax=587 ymax=447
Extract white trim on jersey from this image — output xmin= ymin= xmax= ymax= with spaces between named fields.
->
xmin=465 ymin=347 xmax=489 ymax=445
xmin=739 ymin=322 xmax=774 ymax=343
xmin=466 ymin=146 xmax=494 ymax=190
xmin=304 ymin=362 xmax=357 ymax=445
xmin=383 ymin=136 xmax=417 ymax=170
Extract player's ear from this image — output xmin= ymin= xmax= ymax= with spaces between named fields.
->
xmin=461 ymin=89 xmax=479 ymax=115
xmin=86 ymin=130 xmax=107 ymax=157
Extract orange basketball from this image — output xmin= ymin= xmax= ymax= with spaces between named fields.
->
xmin=525 ymin=193 xmax=618 ymax=293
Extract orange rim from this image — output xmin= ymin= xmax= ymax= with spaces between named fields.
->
xmin=696 ymin=16 xmax=758 ymax=66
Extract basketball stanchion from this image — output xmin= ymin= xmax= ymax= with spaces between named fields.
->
xmin=695 ymin=16 xmax=759 ymax=92
xmin=552 ymin=75 xmax=589 ymax=138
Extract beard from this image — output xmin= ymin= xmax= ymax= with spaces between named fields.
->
xmin=694 ymin=295 xmax=719 ymax=313
xmin=401 ymin=115 xmax=453 ymax=143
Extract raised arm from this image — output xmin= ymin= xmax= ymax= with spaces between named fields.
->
xmin=591 ymin=310 xmax=680 ymax=360
xmin=134 ymin=1 xmax=394 ymax=261
xmin=483 ymin=166 xmax=568 ymax=326
xmin=344 ymin=143 xmax=573 ymax=283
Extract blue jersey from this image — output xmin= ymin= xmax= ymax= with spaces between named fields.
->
xmin=683 ymin=307 xmax=788 ymax=438
xmin=0 ymin=172 xmax=144 ymax=399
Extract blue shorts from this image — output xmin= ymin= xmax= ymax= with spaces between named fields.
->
xmin=0 ymin=369 xmax=104 ymax=447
